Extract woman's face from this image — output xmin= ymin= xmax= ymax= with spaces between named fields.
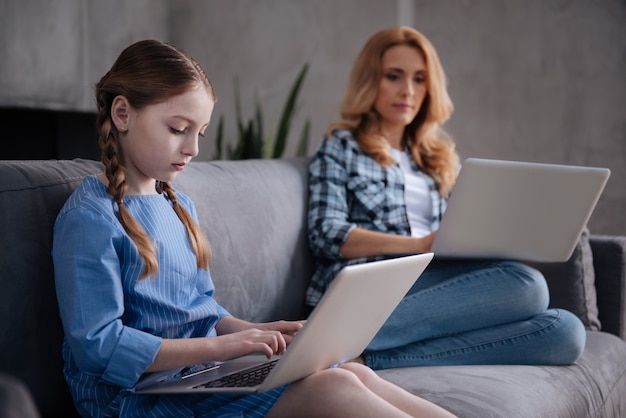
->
xmin=117 ymin=85 xmax=214 ymax=195
xmin=373 ymin=44 xmax=427 ymax=142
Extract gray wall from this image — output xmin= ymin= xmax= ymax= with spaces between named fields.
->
xmin=0 ymin=0 xmax=170 ymax=110
xmin=169 ymin=0 xmax=398 ymax=160
xmin=1 ymin=0 xmax=624 ymax=235
xmin=411 ymin=0 xmax=626 ymax=236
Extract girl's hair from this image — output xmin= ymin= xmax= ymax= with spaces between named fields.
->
xmin=95 ymin=39 xmax=213 ymax=280
xmin=328 ymin=26 xmax=459 ymax=196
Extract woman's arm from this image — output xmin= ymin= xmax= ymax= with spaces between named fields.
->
xmin=340 ymin=228 xmax=436 ymax=259
xmin=309 ymin=132 xmax=436 ymax=261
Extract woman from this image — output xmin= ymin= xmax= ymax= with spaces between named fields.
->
xmin=307 ymin=26 xmax=586 ymax=370
xmin=52 ymin=39 xmax=455 ymax=417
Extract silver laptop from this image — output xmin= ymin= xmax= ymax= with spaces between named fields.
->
xmin=431 ymin=158 xmax=610 ymax=262
xmin=134 ymin=252 xmax=434 ymax=395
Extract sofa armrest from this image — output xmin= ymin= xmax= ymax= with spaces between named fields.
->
xmin=590 ymin=235 xmax=626 ymax=340
xmin=0 ymin=374 xmax=40 ymax=418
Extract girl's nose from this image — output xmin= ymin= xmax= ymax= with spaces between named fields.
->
xmin=182 ymin=135 xmax=199 ymax=157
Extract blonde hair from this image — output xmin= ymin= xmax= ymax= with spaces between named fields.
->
xmin=329 ymin=26 xmax=459 ymax=196
xmin=95 ymin=40 xmax=212 ymax=280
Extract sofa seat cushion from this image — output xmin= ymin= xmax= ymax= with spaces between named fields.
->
xmin=377 ymin=331 xmax=626 ymax=417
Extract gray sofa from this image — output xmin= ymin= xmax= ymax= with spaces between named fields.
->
xmin=1 ymin=157 xmax=625 ymax=418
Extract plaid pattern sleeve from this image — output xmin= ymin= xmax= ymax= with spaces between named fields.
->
xmin=307 ymin=135 xmax=356 ymax=259
xmin=306 ymin=129 xmax=446 ymax=306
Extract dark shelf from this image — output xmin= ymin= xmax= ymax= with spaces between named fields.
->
xmin=0 ymin=107 xmax=99 ymax=160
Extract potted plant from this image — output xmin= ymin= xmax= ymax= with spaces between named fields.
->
xmin=213 ymin=63 xmax=310 ymax=160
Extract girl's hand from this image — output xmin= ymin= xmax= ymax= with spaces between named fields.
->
xmin=211 ymin=317 xmax=305 ymax=360
xmin=147 ymin=320 xmax=305 ymax=373
xmin=255 ymin=320 xmax=305 ymax=345
xmin=209 ymin=328 xmax=290 ymax=361
xmin=216 ymin=317 xmax=304 ymax=341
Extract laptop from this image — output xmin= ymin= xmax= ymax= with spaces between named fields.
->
xmin=431 ymin=158 xmax=610 ymax=262
xmin=134 ymin=252 xmax=434 ymax=395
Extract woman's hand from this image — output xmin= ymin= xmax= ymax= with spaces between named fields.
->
xmin=419 ymin=231 xmax=437 ymax=252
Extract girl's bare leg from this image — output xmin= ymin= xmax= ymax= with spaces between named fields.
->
xmin=339 ymin=362 xmax=457 ymax=418
xmin=267 ymin=364 xmax=456 ymax=418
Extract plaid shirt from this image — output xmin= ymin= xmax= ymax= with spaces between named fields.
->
xmin=306 ymin=129 xmax=447 ymax=306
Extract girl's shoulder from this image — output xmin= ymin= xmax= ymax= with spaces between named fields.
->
xmin=54 ymin=176 xmax=122 ymax=231
xmin=60 ymin=176 xmax=114 ymax=214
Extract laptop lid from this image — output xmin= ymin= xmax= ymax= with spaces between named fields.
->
xmin=431 ymin=158 xmax=610 ymax=262
xmin=135 ymin=252 xmax=434 ymax=394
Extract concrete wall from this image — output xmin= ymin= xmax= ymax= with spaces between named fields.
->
xmin=1 ymin=0 xmax=624 ymax=235
xmin=169 ymin=0 xmax=398 ymax=160
xmin=411 ymin=0 xmax=626 ymax=236
xmin=0 ymin=0 xmax=170 ymax=110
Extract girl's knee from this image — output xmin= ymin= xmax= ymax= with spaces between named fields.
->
xmin=270 ymin=368 xmax=364 ymax=417
xmin=309 ymin=366 xmax=365 ymax=391
xmin=338 ymin=362 xmax=379 ymax=383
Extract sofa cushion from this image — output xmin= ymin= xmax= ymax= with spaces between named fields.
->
xmin=590 ymin=235 xmax=626 ymax=339
xmin=0 ymin=374 xmax=40 ymax=418
xmin=377 ymin=330 xmax=626 ymax=417
xmin=173 ymin=158 xmax=313 ymax=323
xmin=0 ymin=159 xmax=102 ymax=417
xmin=529 ymin=227 xmax=601 ymax=330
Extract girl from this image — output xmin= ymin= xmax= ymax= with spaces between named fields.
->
xmin=52 ymin=39 xmax=454 ymax=417
xmin=307 ymin=27 xmax=586 ymax=370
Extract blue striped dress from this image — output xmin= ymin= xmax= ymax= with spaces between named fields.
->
xmin=53 ymin=176 xmax=285 ymax=417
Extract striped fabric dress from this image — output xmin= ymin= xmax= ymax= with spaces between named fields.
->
xmin=53 ymin=176 xmax=285 ymax=417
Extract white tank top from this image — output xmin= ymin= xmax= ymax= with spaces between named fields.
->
xmin=389 ymin=148 xmax=433 ymax=237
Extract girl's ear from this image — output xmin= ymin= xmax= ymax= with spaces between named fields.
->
xmin=111 ymin=95 xmax=131 ymax=133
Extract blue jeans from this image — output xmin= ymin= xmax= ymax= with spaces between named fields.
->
xmin=364 ymin=258 xmax=586 ymax=369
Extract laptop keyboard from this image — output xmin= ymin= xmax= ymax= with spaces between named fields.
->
xmin=194 ymin=359 xmax=280 ymax=389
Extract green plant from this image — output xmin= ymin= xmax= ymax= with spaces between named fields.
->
xmin=213 ymin=63 xmax=310 ymax=160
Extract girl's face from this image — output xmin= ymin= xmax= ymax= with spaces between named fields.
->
xmin=116 ymin=85 xmax=214 ymax=195
xmin=373 ymin=44 xmax=427 ymax=144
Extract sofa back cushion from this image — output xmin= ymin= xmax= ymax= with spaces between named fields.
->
xmin=0 ymin=159 xmax=102 ymax=417
xmin=529 ymin=227 xmax=601 ymax=330
xmin=173 ymin=158 xmax=313 ymax=322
